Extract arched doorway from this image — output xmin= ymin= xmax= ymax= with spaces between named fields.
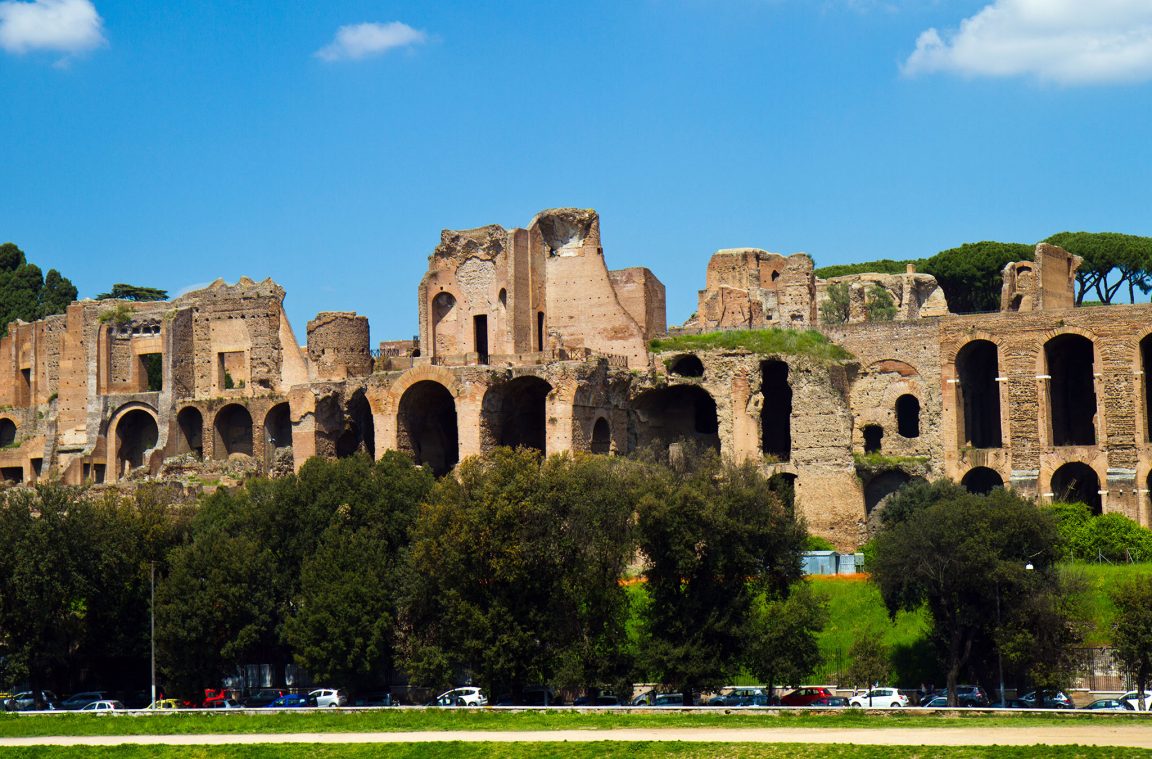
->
xmin=336 ymin=390 xmax=375 ymax=459
xmin=864 ymin=470 xmax=913 ymax=527
xmin=668 ymin=354 xmax=704 ymax=378
xmin=214 ymin=404 xmax=253 ymax=459
xmin=264 ymin=403 xmax=293 ymax=468
xmin=398 ymin=381 xmax=459 ymax=475
xmin=1051 ymin=462 xmax=1101 ymax=514
xmin=591 ymin=417 xmax=611 ymax=454
xmin=632 ymin=384 xmax=720 ymax=452
xmin=956 ymin=340 xmax=1002 ymax=448
xmin=761 ymin=360 xmax=791 ymax=461
xmin=896 ymin=394 xmax=920 ymax=438
xmin=961 ymin=466 xmax=1003 ymax=495
xmin=115 ymin=409 xmax=158 ymax=477
xmin=0 ymin=418 xmax=16 ymax=448
xmin=1045 ymin=334 xmax=1097 ymax=446
xmin=176 ymin=407 xmax=203 ymax=457
xmin=482 ymin=376 xmax=553 ymax=453
xmin=863 ymin=424 xmax=884 ymax=454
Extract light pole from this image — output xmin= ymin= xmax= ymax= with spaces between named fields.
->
xmin=996 ymin=562 xmax=1035 ymax=707
xmin=151 ymin=561 xmax=156 ymax=708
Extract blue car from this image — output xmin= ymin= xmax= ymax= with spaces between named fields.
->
xmin=267 ymin=693 xmax=316 ymax=708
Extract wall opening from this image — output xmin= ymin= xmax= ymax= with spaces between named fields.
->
xmin=863 ymin=424 xmax=884 ymax=454
xmin=217 ymin=351 xmax=248 ymax=390
xmin=176 ymin=407 xmax=203 ymax=457
xmin=214 ymin=404 xmax=254 ymax=459
xmin=961 ymin=466 xmax=1003 ymax=495
xmin=668 ymin=355 xmax=704 ymax=378
xmin=19 ymin=368 xmax=30 ymax=402
xmin=633 ymin=384 xmax=720 ymax=452
xmin=1 ymin=467 xmax=22 ymax=484
xmin=115 ymin=409 xmax=159 ymax=477
xmin=93 ymin=463 xmax=105 ymax=484
xmin=398 ymin=380 xmax=459 ymax=476
xmin=473 ymin=314 xmax=489 ymax=364
xmin=896 ymin=394 xmax=920 ymax=438
xmin=956 ymin=340 xmax=1002 ymax=448
xmin=30 ymin=458 xmax=42 ymax=482
xmin=482 ymin=376 xmax=552 ymax=454
xmin=0 ymin=418 xmax=16 ymax=448
xmin=761 ymin=360 xmax=792 ymax=460
xmin=864 ymin=470 xmax=912 ymax=518
xmin=264 ymin=403 xmax=293 ymax=468
xmin=139 ymin=353 xmax=163 ymax=392
xmin=1046 ymin=334 xmax=1096 ymax=446
xmin=1142 ymin=334 xmax=1152 ymax=443
xmin=1050 ymin=462 xmax=1101 ymax=514
xmin=537 ymin=311 xmax=545 ymax=353
xmin=432 ymin=292 xmax=458 ymax=358
xmin=591 ymin=417 xmax=611 ymax=454
xmin=337 ymin=390 xmax=375 ymax=459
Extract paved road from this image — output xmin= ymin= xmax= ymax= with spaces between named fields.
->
xmin=3 ymin=726 xmax=1152 ymax=748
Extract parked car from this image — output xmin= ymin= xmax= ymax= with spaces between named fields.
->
xmin=202 ymin=688 xmax=239 ymax=708
xmin=810 ymin=696 xmax=849 ymax=707
xmin=707 ymin=687 xmax=768 ymax=707
xmin=5 ymin=691 xmax=57 ymax=711
xmin=205 ymin=699 xmax=243 ymax=709
xmin=267 ymin=693 xmax=317 ymax=709
xmin=1119 ymin=691 xmax=1152 ymax=711
xmin=920 ymin=696 xmax=949 ymax=708
xmin=1016 ymin=690 xmax=1073 ymax=709
xmin=348 ymin=691 xmax=395 ymax=707
xmin=573 ymin=694 xmax=621 ymax=706
xmin=432 ymin=687 xmax=486 ymax=707
xmin=653 ymin=693 xmax=690 ymax=706
xmin=60 ymin=691 xmax=115 ymax=710
xmin=145 ymin=699 xmax=181 ymax=710
xmin=309 ymin=688 xmax=347 ymax=708
xmin=919 ymin=686 xmax=989 ymax=707
xmin=1083 ymin=698 xmax=1133 ymax=711
xmin=780 ymin=687 xmax=834 ymax=707
xmin=80 ymin=700 xmax=125 ymax=712
xmin=242 ymin=689 xmax=286 ymax=708
xmin=849 ymin=688 xmax=908 ymax=708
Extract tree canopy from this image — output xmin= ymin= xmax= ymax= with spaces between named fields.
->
xmin=1045 ymin=231 xmax=1152 ymax=305
xmin=0 ymin=242 xmax=78 ymax=335
xmin=96 ymin=284 xmax=169 ymax=302
xmin=1111 ymin=576 xmax=1152 ymax=710
xmin=920 ymin=242 xmax=1034 ymax=313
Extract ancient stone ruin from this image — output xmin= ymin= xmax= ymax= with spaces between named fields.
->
xmin=0 ymin=208 xmax=1144 ymax=547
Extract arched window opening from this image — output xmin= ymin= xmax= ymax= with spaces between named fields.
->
xmin=961 ymin=466 xmax=1004 ymax=495
xmin=432 ymin=292 xmax=458 ymax=358
xmin=864 ymin=470 xmax=912 ymax=517
xmin=482 ymin=376 xmax=552 ymax=454
xmin=956 ymin=340 xmax=1002 ymax=448
xmin=633 ymin=384 xmax=720 ymax=452
xmin=761 ymin=360 xmax=792 ymax=460
xmin=116 ymin=409 xmax=158 ymax=477
xmin=214 ymin=404 xmax=254 ymax=459
xmin=769 ymin=472 xmax=797 ymax=511
xmin=1141 ymin=334 xmax=1152 ymax=443
xmin=591 ymin=417 xmax=611 ymax=454
xmin=863 ymin=424 xmax=884 ymax=454
xmin=896 ymin=394 xmax=920 ymax=438
xmin=668 ymin=354 xmax=704 ymax=378
xmin=398 ymin=381 xmax=459 ymax=476
xmin=1051 ymin=462 xmax=1101 ymax=514
xmin=0 ymin=418 xmax=16 ymax=448
xmin=1046 ymin=334 xmax=1097 ymax=446
xmin=176 ymin=407 xmax=203 ymax=458
xmin=336 ymin=390 xmax=375 ymax=459
xmin=264 ymin=403 xmax=293 ymax=469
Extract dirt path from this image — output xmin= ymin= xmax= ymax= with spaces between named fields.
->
xmin=3 ymin=725 xmax=1152 ymax=747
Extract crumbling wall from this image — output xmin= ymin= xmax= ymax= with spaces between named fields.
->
xmin=307 ymin=312 xmax=372 ymax=381
xmin=608 ymin=267 xmax=667 ymax=340
xmin=1001 ymin=243 xmax=1081 ymax=313
xmin=817 ymin=267 xmax=948 ymax=324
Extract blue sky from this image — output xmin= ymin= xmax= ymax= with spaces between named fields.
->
xmin=4 ymin=1 xmax=1152 ymax=341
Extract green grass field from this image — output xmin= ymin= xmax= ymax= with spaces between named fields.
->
xmin=0 ymin=745 xmax=1145 ymax=759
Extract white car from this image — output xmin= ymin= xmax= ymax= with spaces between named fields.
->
xmin=434 ymin=687 xmax=486 ymax=707
xmin=849 ymin=688 xmax=908 ymax=708
xmin=80 ymin=700 xmax=124 ymax=712
xmin=1120 ymin=691 xmax=1152 ymax=711
xmin=309 ymin=688 xmax=347 ymax=708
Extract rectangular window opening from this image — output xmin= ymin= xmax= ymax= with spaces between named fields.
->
xmin=139 ymin=353 xmax=163 ymax=392
xmin=473 ymin=315 xmax=489 ymax=364
xmin=217 ymin=351 xmax=248 ymax=390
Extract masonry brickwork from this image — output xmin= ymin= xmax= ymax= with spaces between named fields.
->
xmin=0 ymin=209 xmax=1143 ymax=549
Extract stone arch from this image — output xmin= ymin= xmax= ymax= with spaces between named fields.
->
xmin=1045 ymin=333 xmax=1097 ymax=446
xmin=864 ymin=469 xmax=913 ymax=520
xmin=895 ymin=394 xmax=920 ymax=438
xmin=337 ymin=389 xmax=375 ymax=459
xmin=264 ymin=403 xmax=293 ymax=469
xmin=761 ymin=359 xmax=792 ymax=461
xmin=863 ymin=424 xmax=884 ymax=453
xmin=668 ymin=354 xmax=704 ymax=378
xmin=175 ymin=406 xmax=203 ymax=457
xmin=0 ymin=418 xmax=16 ymax=448
xmin=955 ymin=339 xmax=1002 ymax=448
xmin=961 ymin=466 xmax=1004 ymax=495
xmin=591 ymin=417 xmax=611 ymax=454
xmin=482 ymin=376 xmax=553 ymax=453
xmin=632 ymin=384 xmax=720 ymax=452
xmin=110 ymin=405 xmax=159 ymax=479
xmin=1050 ymin=462 xmax=1102 ymax=514
xmin=214 ymin=403 xmax=253 ymax=459
xmin=398 ymin=380 xmax=459 ymax=475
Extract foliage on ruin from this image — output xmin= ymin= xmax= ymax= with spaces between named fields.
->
xmin=819 ymin=282 xmax=851 ymax=325
xmin=650 ymin=329 xmax=852 ymax=362
xmin=97 ymin=302 xmax=134 ymax=327
xmin=1046 ymin=231 xmax=1152 ymax=305
xmin=814 ymin=259 xmax=917 ymax=279
xmin=0 ymin=243 xmax=78 ymax=337
xmin=865 ymin=285 xmax=897 ymax=322
xmin=920 ymin=241 xmax=1035 ymax=313
xmin=96 ymin=283 xmax=169 ymax=302
xmin=1045 ymin=501 xmax=1152 ymax=563
xmin=852 ymin=452 xmax=929 ymax=477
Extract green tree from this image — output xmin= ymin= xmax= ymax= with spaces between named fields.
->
xmin=636 ymin=450 xmax=806 ymax=704
xmin=1111 ymin=576 xmax=1152 ymax=710
xmin=40 ymin=269 xmax=78 ymax=317
xmin=743 ymin=581 xmax=828 ymax=701
xmin=0 ymin=243 xmax=78 ymax=334
xmin=96 ymin=283 xmax=169 ymax=301
xmin=1045 ymin=231 xmax=1152 ymax=305
xmin=843 ymin=630 xmax=891 ymax=690
xmin=998 ymin=570 xmax=1088 ymax=700
xmin=820 ymin=282 xmax=851 ymax=325
xmin=815 ymin=259 xmax=919 ymax=279
xmin=865 ymin=285 xmax=897 ymax=322
xmin=921 ymin=241 xmax=1034 ymax=313
xmin=870 ymin=485 xmax=1066 ymax=705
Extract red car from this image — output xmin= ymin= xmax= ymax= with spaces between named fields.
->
xmin=780 ymin=687 xmax=834 ymax=707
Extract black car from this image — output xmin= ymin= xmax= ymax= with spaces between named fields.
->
xmin=242 ymin=689 xmax=287 ymax=708
xmin=919 ymin=685 xmax=989 ymax=707
xmin=810 ymin=696 xmax=849 ymax=707
xmin=573 ymin=694 xmax=621 ymax=706
xmin=349 ymin=691 xmax=395 ymax=707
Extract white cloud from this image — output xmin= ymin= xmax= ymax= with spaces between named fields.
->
xmin=903 ymin=0 xmax=1152 ymax=84
xmin=0 ymin=0 xmax=105 ymax=57
xmin=315 ymin=21 xmax=427 ymax=62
